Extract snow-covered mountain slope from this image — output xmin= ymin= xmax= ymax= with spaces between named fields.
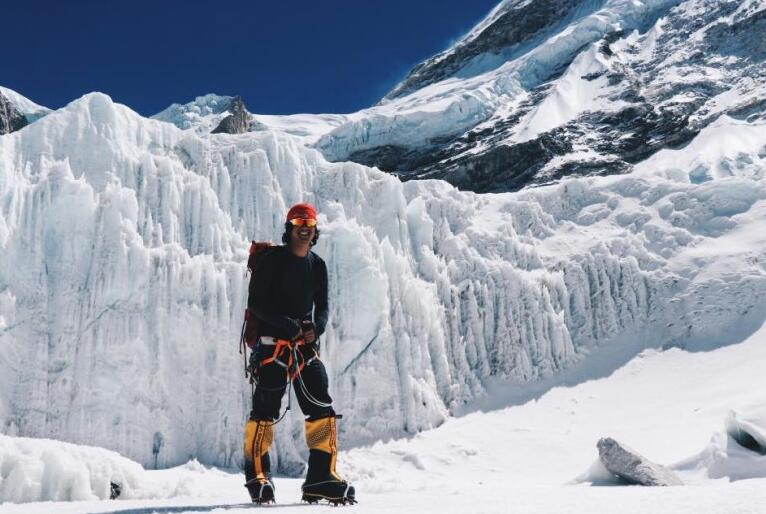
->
xmin=383 ymin=0 xmax=600 ymax=101
xmin=4 ymin=320 xmax=766 ymax=511
xmin=250 ymin=113 xmax=347 ymax=145
xmin=2 ymin=84 xmax=766 ymax=476
xmin=315 ymin=0 xmax=766 ymax=193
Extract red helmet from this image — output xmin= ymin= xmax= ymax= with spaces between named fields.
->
xmin=286 ymin=202 xmax=317 ymax=222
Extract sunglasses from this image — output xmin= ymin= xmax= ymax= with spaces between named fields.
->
xmin=289 ymin=218 xmax=318 ymax=227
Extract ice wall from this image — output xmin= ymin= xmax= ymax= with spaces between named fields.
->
xmin=1 ymin=93 xmax=765 ymax=474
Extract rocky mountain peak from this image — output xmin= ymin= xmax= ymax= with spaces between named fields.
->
xmin=211 ymin=95 xmax=256 ymax=134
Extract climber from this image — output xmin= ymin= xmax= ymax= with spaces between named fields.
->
xmin=242 ymin=202 xmax=356 ymax=505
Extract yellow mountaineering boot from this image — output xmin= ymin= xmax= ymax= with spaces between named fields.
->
xmin=243 ymin=419 xmax=275 ymax=503
xmin=301 ymin=416 xmax=356 ymax=505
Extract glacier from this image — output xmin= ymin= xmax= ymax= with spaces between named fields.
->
xmin=1 ymin=85 xmax=765 ymax=477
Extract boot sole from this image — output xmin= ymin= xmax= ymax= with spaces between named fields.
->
xmin=302 ymin=492 xmax=357 ymax=506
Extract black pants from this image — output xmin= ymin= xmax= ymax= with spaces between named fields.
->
xmin=250 ymin=345 xmax=335 ymax=421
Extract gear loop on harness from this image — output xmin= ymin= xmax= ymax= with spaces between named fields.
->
xmin=258 ymin=335 xmax=318 ymax=380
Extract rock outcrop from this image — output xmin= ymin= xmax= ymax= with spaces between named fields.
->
xmin=0 ymin=91 xmax=28 ymax=134
xmin=597 ymin=437 xmax=683 ymax=486
xmin=211 ymin=96 xmax=254 ymax=134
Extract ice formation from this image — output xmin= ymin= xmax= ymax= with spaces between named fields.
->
xmin=1 ymin=87 xmax=765 ymax=475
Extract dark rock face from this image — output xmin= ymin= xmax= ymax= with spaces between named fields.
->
xmin=385 ymin=0 xmax=586 ymax=100
xmin=0 ymin=92 xmax=28 ymax=135
xmin=337 ymin=0 xmax=766 ymax=193
xmin=597 ymin=437 xmax=684 ymax=486
xmin=211 ymin=96 xmax=254 ymax=134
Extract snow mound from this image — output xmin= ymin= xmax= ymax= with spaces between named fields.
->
xmin=675 ymin=403 xmax=766 ymax=482
xmin=0 ymin=434 xmax=235 ymax=503
xmin=0 ymin=433 xmax=142 ymax=502
xmin=727 ymin=405 xmax=766 ymax=455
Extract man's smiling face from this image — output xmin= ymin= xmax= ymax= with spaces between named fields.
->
xmin=292 ymin=223 xmax=316 ymax=245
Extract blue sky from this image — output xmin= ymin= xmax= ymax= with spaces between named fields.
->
xmin=4 ymin=0 xmax=499 ymax=115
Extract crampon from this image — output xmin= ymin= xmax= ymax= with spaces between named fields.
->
xmin=302 ymin=495 xmax=357 ymax=506
xmin=245 ymin=478 xmax=275 ymax=505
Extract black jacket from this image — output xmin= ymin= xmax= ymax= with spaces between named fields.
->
xmin=248 ymin=246 xmax=329 ymax=340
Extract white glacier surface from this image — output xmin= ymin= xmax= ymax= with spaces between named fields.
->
xmin=1 ymin=86 xmax=766 ymax=478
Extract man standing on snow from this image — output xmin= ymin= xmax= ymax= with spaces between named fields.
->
xmin=243 ymin=202 xmax=355 ymax=505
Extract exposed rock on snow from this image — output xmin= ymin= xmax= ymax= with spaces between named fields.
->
xmin=597 ymin=437 xmax=683 ymax=486
xmin=0 ymin=91 xmax=28 ymax=134
xmin=152 ymin=94 xmax=265 ymax=135
xmin=211 ymin=96 xmax=256 ymax=134
xmin=0 ymin=86 xmax=51 ymax=128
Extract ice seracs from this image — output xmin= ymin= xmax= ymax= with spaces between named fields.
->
xmin=2 ymin=86 xmax=766 ymax=476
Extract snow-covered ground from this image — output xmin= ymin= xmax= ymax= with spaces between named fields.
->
xmin=3 ymin=320 xmax=765 ymax=512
